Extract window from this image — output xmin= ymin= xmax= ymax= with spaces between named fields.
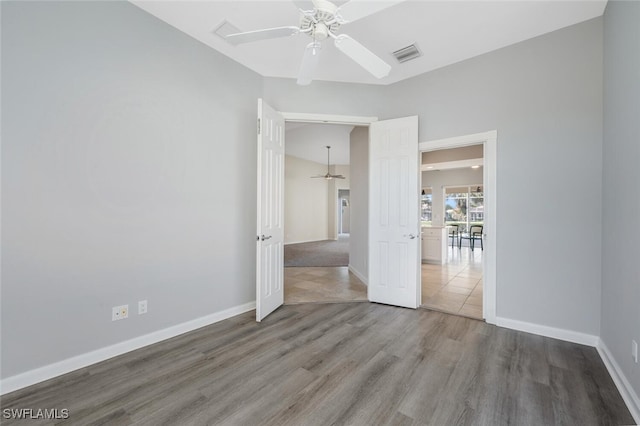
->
xmin=469 ymin=187 xmax=484 ymax=224
xmin=421 ymin=188 xmax=432 ymax=226
xmin=444 ymin=185 xmax=483 ymax=231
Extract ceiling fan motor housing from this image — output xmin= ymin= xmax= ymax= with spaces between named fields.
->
xmin=299 ymin=0 xmax=341 ymax=40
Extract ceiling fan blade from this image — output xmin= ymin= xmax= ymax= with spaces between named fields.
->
xmin=226 ymin=26 xmax=300 ymax=45
xmin=297 ymin=42 xmax=322 ymax=86
xmin=337 ymin=0 xmax=405 ymax=23
xmin=311 ymin=0 xmax=329 ymax=9
xmin=334 ymin=34 xmax=391 ymax=79
xmin=311 ymin=175 xmax=345 ymax=180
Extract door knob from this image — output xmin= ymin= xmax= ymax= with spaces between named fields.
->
xmin=408 ymin=233 xmax=417 ymax=239
xmin=261 ymin=235 xmax=272 ymax=241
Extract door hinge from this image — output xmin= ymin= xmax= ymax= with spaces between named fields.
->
xmin=257 ymin=118 xmax=261 ymax=135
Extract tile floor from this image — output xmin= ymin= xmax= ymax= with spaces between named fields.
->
xmin=284 ymin=266 xmax=367 ymax=304
xmin=421 ymin=246 xmax=483 ymax=320
xmin=283 ymin=247 xmax=483 ymax=321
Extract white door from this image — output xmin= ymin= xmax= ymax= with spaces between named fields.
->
xmin=369 ymin=116 xmax=420 ymax=308
xmin=256 ymin=99 xmax=285 ymax=321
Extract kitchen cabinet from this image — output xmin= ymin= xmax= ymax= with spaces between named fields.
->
xmin=421 ymin=226 xmax=448 ymax=264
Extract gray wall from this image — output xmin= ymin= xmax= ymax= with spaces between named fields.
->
xmin=349 ymin=127 xmax=369 ymax=282
xmin=262 ymin=78 xmax=385 ymax=117
xmin=422 ymin=145 xmax=483 ymax=164
xmin=266 ymin=18 xmax=604 ymax=336
xmin=1 ymin=1 xmax=612 ymax=382
xmin=1 ymin=1 xmax=262 ymax=378
xmin=602 ymin=0 xmax=640 ymax=400
xmin=378 ymin=18 xmax=604 ymax=335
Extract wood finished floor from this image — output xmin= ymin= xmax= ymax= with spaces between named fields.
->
xmin=1 ymin=303 xmax=634 ymax=426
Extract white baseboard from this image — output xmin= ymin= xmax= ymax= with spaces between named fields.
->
xmin=495 ymin=317 xmax=599 ymax=346
xmin=348 ymin=264 xmax=368 ymax=286
xmin=597 ymin=340 xmax=640 ymax=424
xmin=0 ymin=301 xmax=256 ymax=395
xmin=496 ymin=318 xmax=639 ymax=422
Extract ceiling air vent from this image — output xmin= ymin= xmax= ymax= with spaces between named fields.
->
xmin=392 ymin=44 xmax=422 ymax=63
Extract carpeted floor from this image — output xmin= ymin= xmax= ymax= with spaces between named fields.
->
xmin=284 ymin=235 xmax=349 ymax=267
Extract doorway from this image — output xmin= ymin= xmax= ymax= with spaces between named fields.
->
xmin=338 ymin=189 xmax=350 ymax=235
xmin=418 ymin=131 xmax=497 ymax=324
xmin=282 ymin=122 xmax=367 ymax=304
xmin=421 ymin=168 xmax=485 ymax=319
xmin=256 ymin=102 xmax=496 ymax=324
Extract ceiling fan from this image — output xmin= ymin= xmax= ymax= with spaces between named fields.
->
xmin=312 ymin=146 xmax=345 ymax=180
xmin=225 ymin=0 xmax=404 ymax=85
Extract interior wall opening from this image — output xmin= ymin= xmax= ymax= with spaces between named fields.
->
xmin=282 ymin=122 xmax=368 ymax=305
xmin=420 ymin=144 xmax=485 ymax=320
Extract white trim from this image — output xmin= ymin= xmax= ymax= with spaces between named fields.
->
xmin=597 ymin=340 xmax=640 ymax=424
xmin=0 ymin=301 xmax=256 ymax=395
xmin=348 ymin=264 xmax=368 ymax=286
xmin=419 ymin=130 xmax=497 ymax=324
xmin=496 ymin=317 xmax=599 ymax=346
xmin=280 ymin=112 xmax=378 ymax=126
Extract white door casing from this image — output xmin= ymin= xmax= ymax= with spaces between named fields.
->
xmin=418 ymin=130 xmax=497 ymax=324
xmin=369 ymin=116 xmax=420 ymax=308
xmin=256 ymin=99 xmax=285 ymax=322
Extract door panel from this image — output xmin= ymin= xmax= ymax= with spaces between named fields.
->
xmin=369 ymin=116 xmax=419 ymax=308
xmin=256 ymin=99 xmax=285 ymax=321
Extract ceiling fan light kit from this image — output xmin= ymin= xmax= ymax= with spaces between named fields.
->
xmin=298 ymin=41 xmax=322 ymax=85
xmin=225 ymin=0 xmax=403 ymax=85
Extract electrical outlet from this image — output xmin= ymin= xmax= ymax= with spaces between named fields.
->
xmin=138 ymin=300 xmax=148 ymax=315
xmin=632 ymin=340 xmax=638 ymax=363
xmin=112 ymin=305 xmax=129 ymax=321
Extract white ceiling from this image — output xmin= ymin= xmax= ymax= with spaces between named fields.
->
xmin=285 ymin=123 xmax=354 ymax=164
xmin=131 ymin=0 xmax=607 ymax=86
